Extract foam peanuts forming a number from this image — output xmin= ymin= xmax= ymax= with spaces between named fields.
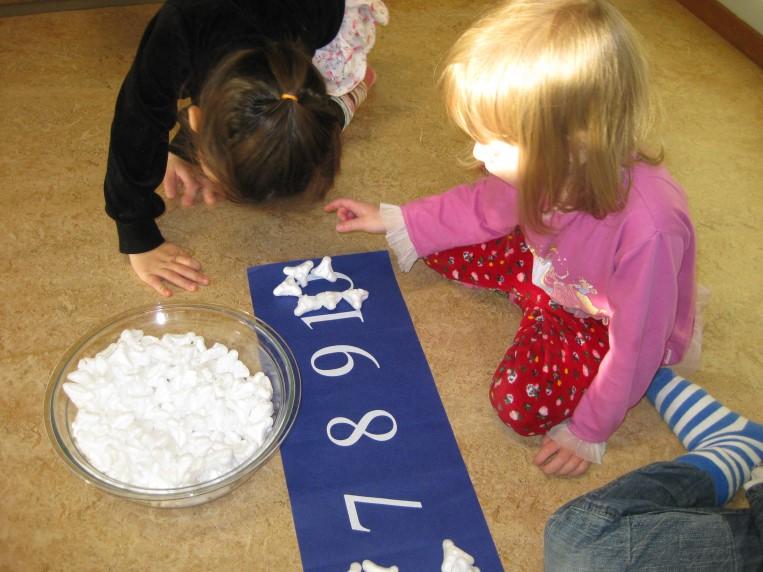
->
xmin=273 ymin=256 xmax=370 ymax=316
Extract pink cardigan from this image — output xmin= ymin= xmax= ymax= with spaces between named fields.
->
xmin=398 ymin=162 xmax=696 ymax=445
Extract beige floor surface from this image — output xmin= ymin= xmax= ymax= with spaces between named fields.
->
xmin=1 ymin=1 xmax=762 ymax=570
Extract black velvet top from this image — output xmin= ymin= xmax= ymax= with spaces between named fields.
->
xmin=104 ymin=0 xmax=345 ymax=253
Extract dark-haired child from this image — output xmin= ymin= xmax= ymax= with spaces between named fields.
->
xmin=105 ymin=0 xmax=387 ymax=296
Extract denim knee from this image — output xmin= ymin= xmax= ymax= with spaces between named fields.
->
xmin=544 ymin=500 xmax=626 ymax=572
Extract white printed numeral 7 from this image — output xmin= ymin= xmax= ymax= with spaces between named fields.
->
xmin=343 ymin=495 xmax=423 ymax=533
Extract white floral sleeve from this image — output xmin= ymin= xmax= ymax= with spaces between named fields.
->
xmin=313 ymin=0 xmax=389 ymax=96
xmin=380 ymin=203 xmax=418 ymax=272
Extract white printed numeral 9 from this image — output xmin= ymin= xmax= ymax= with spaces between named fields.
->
xmin=311 ymin=344 xmax=380 ymax=377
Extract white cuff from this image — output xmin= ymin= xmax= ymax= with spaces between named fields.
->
xmin=329 ymin=95 xmax=352 ymax=130
xmin=547 ymin=421 xmax=607 ymax=464
xmin=744 ymin=466 xmax=763 ymax=491
xmin=380 ymin=203 xmax=418 ymax=272
xmin=671 ymin=283 xmax=710 ymax=377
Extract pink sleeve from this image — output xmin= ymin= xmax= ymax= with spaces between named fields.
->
xmin=568 ymin=233 xmax=687 ymax=443
xmin=400 ymin=176 xmax=519 ymax=257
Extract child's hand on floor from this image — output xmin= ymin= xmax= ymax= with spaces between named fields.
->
xmin=128 ymin=242 xmax=209 ymax=297
xmin=533 ymin=434 xmax=590 ymax=477
xmin=163 ymin=153 xmax=222 ymax=207
xmin=324 ymin=198 xmax=385 ymax=233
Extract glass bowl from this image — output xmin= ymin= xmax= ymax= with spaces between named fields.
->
xmin=44 ymin=303 xmax=301 ymax=508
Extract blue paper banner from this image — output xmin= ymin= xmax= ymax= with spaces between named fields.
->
xmin=247 ymin=251 xmax=503 ymax=571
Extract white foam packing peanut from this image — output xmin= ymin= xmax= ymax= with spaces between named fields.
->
xmin=273 ymin=276 xmax=302 ymax=297
xmin=310 ymin=256 xmax=337 ymax=282
xmin=342 ymin=288 xmax=369 ymax=310
xmin=283 ymin=260 xmax=314 ymax=287
xmin=62 ymin=329 xmax=274 ymax=489
xmin=293 ymin=291 xmax=343 ymax=316
xmin=346 ymin=561 xmax=398 ymax=572
xmin=441 ymin=539 xmax=480 ymax=572
xmin=362 ymin=560 xmax=398 ymax=572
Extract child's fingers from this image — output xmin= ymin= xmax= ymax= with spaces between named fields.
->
xmin=569 ymin=461 xmax=590 ymax=477
xmin=532 ymin=438 xmax=560 ymax=466
xmin=336 ymin=217 xmax=369 ymax=233
xmin=534 ymin=435 xmax=590 ymax=477
xmin=178 ymin=174 xmax=201 ymax=207
xmin=337 ymin=207 xmax=357 ymax=221
xmin=556 ymin=455 xmax=584 ymax=476
xmin=202 ymin=187 xmax=218 ymax=205
xmin=167 ymin=261 xmax=209 ymax=286
xmin=156 ymin=268 xmax=200 ymax=292
xmin=324 ymin=198 xmax=361 ymax=213
xmin=163 ymin=171 xmax=179 ymax=199
xmin=143 ymin=274 xmax=172 ymax=297
xmin=323 ymin=198 xmax=345 ymax=212
xmin=181 ymin=186 xmax=200 ymax=207
xmin=175 ymin=255 xmax=203 ymax=271
xmin=539 ymin=449 xmax=573 ymax=475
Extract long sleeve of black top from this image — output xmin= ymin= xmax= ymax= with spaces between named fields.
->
xmin=104 ymin=0 xmax=345 ymax=254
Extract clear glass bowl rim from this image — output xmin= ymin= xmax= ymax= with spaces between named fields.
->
xmin=43 ymin=302 xmax=301 ymax=503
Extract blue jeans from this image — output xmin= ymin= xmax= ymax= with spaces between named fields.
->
xmin=544 ymin=462 xmax=763 ymax=571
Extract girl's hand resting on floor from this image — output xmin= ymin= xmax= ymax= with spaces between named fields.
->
xmin=533 ymin=434 xmax=590 ymax=477
xmin=129 ymin=242 xmax=209 ymax=297
xmin=163 ymin=153 xmax=222 ymax=207
xmin=324 ymin=198 xmax=385 ymax=233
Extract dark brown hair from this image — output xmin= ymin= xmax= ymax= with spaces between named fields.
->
xmin=189 ymin=42 xmax=342 ymax=202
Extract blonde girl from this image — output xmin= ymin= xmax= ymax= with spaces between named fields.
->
xmin=325 ymin=0 xmax=697 ymax=476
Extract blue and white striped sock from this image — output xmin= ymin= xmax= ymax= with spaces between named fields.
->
xmin=647 ymin=368 xmax=763 ymax=505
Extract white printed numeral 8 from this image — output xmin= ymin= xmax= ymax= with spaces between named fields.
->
xmin=327 ymin=410 xmax=397 ymax=447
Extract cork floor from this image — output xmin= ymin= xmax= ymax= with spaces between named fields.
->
xmin=1 ymin=1 xmax=761 ymax=570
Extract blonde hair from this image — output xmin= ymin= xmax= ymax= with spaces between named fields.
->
xmin=441 ymin=0 xmax=661 ymax=232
